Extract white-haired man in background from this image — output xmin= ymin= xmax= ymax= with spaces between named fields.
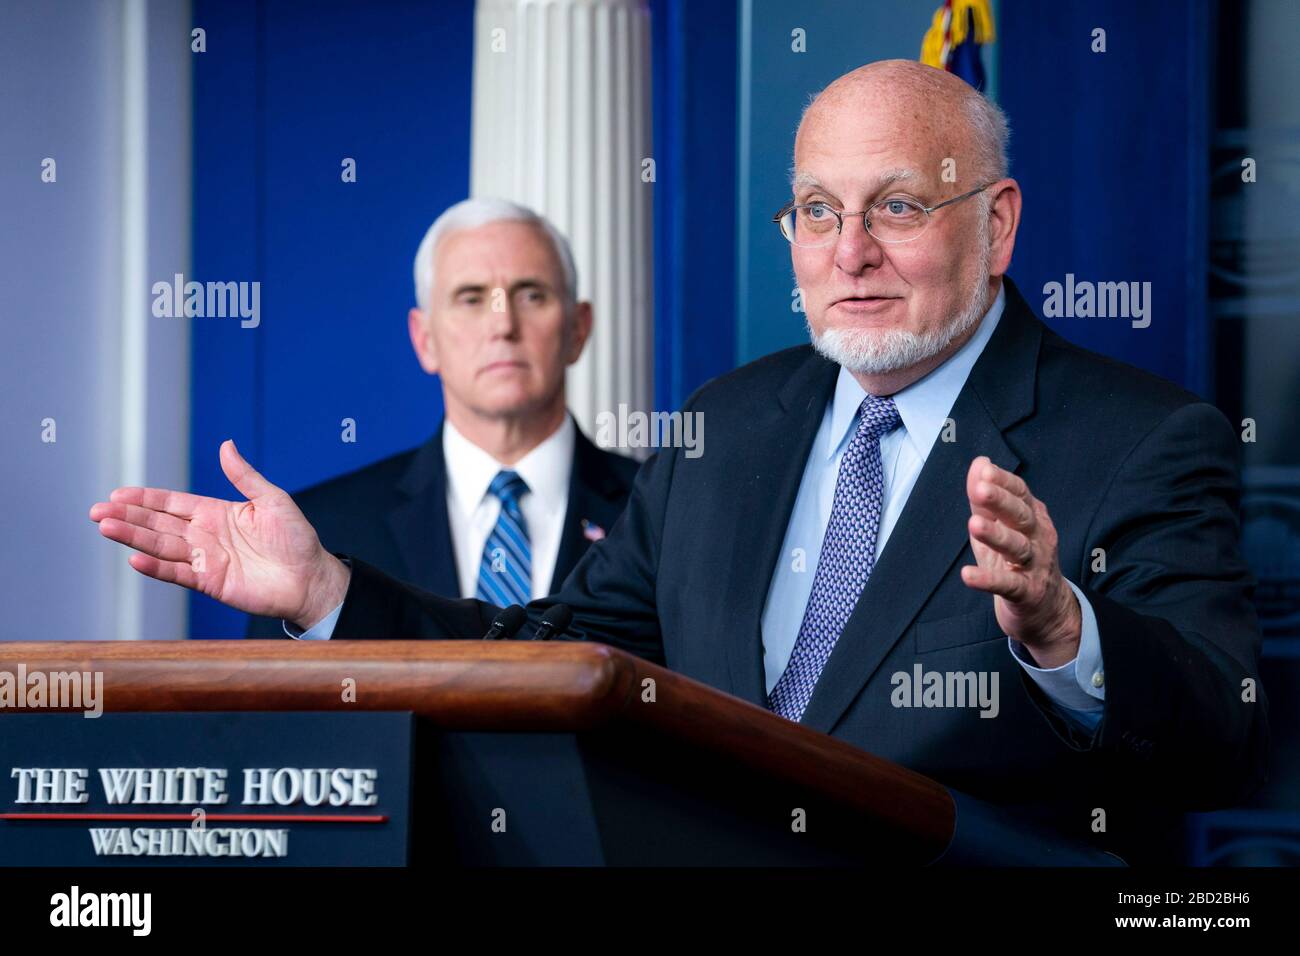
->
xmin=246 ymin=199 xmax=639 ymax=636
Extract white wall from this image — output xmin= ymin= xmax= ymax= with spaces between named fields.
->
xmin=0 ymin=0 xmax=191 ymax=640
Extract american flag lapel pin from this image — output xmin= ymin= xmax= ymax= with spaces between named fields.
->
xmin=581 ymin=519 xmax=606 ymax=542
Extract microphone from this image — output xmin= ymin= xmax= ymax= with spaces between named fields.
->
xmin=482 ymin=604 xmax=527 ymax=640
xmin=530 ymin=604 xmax=573 ymax=641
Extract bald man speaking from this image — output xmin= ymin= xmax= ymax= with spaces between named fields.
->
xmin=92 ymin=61 xmax=1267 ymax=865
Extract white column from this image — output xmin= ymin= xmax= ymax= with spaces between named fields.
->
xmin=471 ymin=0 xmax=654 ymax=437
xmin=117 ymin=0 xmax=194 ymax=639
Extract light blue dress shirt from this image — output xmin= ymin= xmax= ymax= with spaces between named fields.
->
xmin=295 ymin=285 xmax=1105 ymax=732
xmin=759 ymin=286 xmax=1104 ymax=731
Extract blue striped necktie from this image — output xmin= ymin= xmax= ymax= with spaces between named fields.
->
xmin=476 ymin=470 xmax=533 ymax=607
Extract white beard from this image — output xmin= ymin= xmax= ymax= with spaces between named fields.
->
xmin=806 ymin=247 xmax=994 ymax=376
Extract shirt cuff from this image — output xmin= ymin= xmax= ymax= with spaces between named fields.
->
xmin=284 ymin=599 xmax=344 ymax=640
xmin=282 ymin=557 xmax=351 ymax=640
xmin=1007 ymin=579 xmax=1105 ymax=727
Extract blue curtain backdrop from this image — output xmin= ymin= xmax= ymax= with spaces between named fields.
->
xmin=997 ymin=0 xmax=1212 ymax=395
xmin=189 ymin=0 xmax=472 ymax=637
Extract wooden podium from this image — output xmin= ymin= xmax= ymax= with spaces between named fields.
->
xmin=0 ymin=641 xmax=1122 ymax=866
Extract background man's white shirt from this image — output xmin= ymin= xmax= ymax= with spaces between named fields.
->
xmin=442 ymin=415 xmax=573 ymax=600
xmin=287 ymin=415 xmax=573 ymax=638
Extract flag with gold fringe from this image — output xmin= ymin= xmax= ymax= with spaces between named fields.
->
xmin=920 ymin=0 xmax=996 ymax=91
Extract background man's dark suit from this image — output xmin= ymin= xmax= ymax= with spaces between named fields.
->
xmin=324 ymin=279 xmax=1269 ymax=864
xmin=246 ymin=420 xmax=639 ymax=636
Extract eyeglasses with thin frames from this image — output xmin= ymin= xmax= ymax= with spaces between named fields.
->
xmin=772 ymin=182 xmax=995 ymax=246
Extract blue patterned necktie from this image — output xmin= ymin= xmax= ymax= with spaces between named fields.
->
xmin=767 ymin=394 xmax=902 ymax=721
xmin=476 ymin=470 xmax=532 ymax=607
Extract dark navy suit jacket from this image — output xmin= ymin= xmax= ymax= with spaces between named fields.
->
xmin=325 ymin=279 xmax=1270 ymax=864
xmin=246 ymin=419 xmax=639 ymax=637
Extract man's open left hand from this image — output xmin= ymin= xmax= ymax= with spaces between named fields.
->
xmin=959 ymin=455 xmax=1082 ymax=668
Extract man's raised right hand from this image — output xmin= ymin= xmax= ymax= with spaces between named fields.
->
xmin=89 ymin=439 xmax=351 ymax=630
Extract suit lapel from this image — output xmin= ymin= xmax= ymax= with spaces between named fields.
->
xmin=800 ymin=281 xmax=1043 ymax=735
xmin=721 ymin=352 xmax=841 ymax=707
xmin=386 ymin=426 xmax=461 ymax=597
xmin=552 ymin=422 xmax=630 ymax=593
